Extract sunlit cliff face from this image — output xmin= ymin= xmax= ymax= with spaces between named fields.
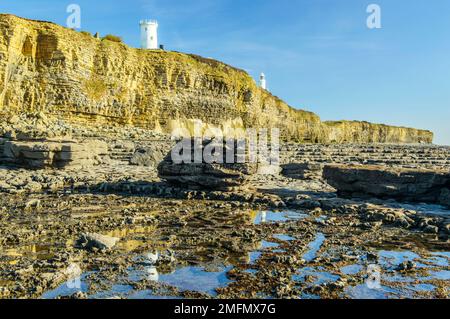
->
xmin=0 ymin=14 xmax=433 ymax=144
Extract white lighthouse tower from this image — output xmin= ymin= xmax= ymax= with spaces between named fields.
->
xmin=259 ymin=73 xmax=267 ymax=90
xmin=140 ymin=20 xmax=158 ymax=49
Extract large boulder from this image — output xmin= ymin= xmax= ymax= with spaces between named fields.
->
xmin=158 ymin=139 xmax=258 ymax=191
xmin=130 ymin=146 xmax=165 ymax=168
xmin=76 ymin=233 xmax=119 ymax=251
xmin=323 ymin=164 xmax=450 ymax=207
xmin=2 ymin=139 xmax=108 ymax=169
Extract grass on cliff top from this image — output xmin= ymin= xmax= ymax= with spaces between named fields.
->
xmin=102 ymin=34 xmax=123 ymax=43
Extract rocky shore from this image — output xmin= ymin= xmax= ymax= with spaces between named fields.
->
xmin=0 ymin=116 xmax=448 ymax=299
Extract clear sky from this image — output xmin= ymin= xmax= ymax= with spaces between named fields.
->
xmin=1 ymin=0 xmax=449 ymax=145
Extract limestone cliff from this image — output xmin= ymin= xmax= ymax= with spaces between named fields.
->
xmin=324 ymin=121 xmax=433 ymax=144
xmin=0 ymin=14 xmax=433 ymax=143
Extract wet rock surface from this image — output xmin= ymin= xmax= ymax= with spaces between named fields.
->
xmin=0 ymin=123 xmax=448 ymax=299
xmin=1 ymin=192 xmax=447 ymax=300
xmin=0 ymin=171 xmax=448 ymax=299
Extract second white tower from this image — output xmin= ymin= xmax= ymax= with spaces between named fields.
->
xmin=140 ymin=20 xmax=158 ymax=49
xmin=259 ymin=73 xmax=267 ymax=90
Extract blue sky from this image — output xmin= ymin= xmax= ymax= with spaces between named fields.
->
xmin=1 ymin=0 xmax=450 ymax=144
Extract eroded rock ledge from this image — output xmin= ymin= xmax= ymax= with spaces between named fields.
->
xmin=323 ymin=164 xmax=450 ymax=208
xmin=157 ymin=139 xmax=258 ymax=191
xmin=2 ymin=139 xmax=107 ymax=169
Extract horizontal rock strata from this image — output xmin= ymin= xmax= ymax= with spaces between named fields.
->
xmin=281 ymin=163 xmax=323 ymax=180
xmin=158 ymin=139 xmax=258 ymax=191
xmin=323 ymin=164 xmax=450 ymax=208
xmin=281 ymin=144 xmax=450 ymax=172
xmin=2 ymin=139 xmax=107 ymax=168
xmin=324 ymin=121 xmax=433 ymax=144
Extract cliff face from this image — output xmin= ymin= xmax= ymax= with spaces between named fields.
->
xmin=0 ymin=14 xmax=433 ymax=143
xmin=324 ymin=121 xmax=433 ymax=144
